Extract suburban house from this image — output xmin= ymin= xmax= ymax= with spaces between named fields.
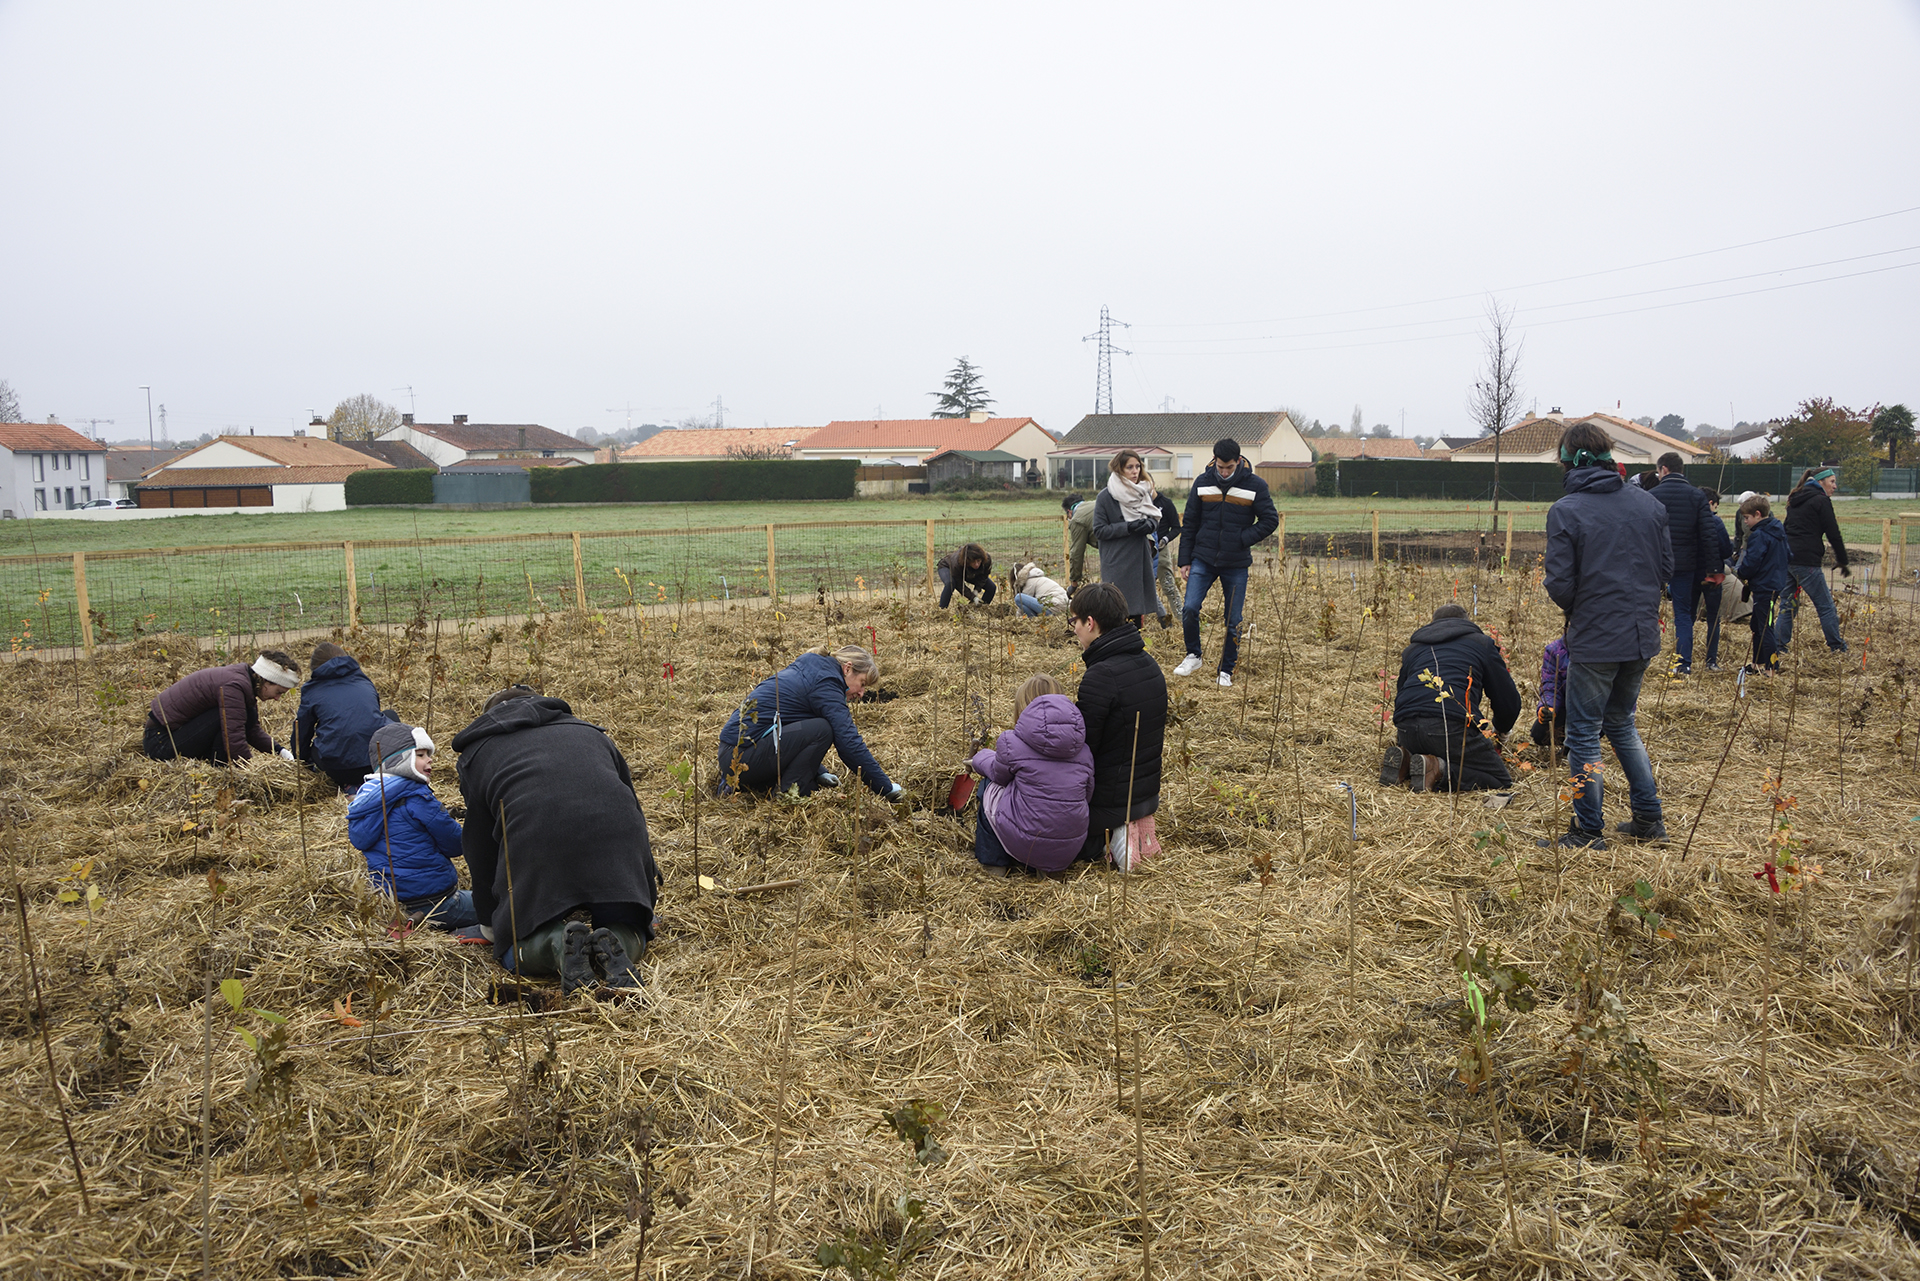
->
xmin=1050 ymin=411 xmax=1313 ymax=495
xmin=1307 ymin=437 xmax=1431 ymax=462
xmin=1445 ymin=411 xmax=1707 ymax=466
xmin=1693 ymin=427 xmax=1773 ymax=461
xmin=136 ymin=432 xmax=389 ymax=512
xmin=104 ymin=448 xmax=186 ymax=502
xmin=374 ymin=414 xmax=598 ymax=467
xmin=337 ymin=438 xmax=439 ymax=471
xmin=924 ymin=449 xmax=1029 ymax=489
xmin=609 ymin=426 xmax=820 ymax=464
xmin=0 ymin=423 xmax=111 ymax=517
xmin=790 ymin=412 xmax=1057 ymax=480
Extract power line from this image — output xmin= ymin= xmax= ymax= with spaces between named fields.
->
xmin=1081 ymin=306 xmax=1131 ymax=414
xmin=1132 ymin=201 xmax=1920 ymax=330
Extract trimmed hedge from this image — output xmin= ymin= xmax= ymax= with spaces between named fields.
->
xmin=345 ymin=468 xmax=436 ymax=505
xmin=530 ymin=458 xmax=858 ymax=504
xmin=1335 ymin=458 xmax=1823 ymax=501
xmin=1313 ymin=458 xmax=1338 ymax=497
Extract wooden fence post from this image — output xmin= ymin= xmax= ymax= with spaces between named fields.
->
xmin=1881 ymin=519 xmax=1892 ymax=596
xmin=1275 ymin=513 xmax=1286 ymax=563
xmin=925 ymin=519 xmax=937 ymax=593
xmin=72 ymin=552 xmax=93 ymax=657
xmin=343 ymin=541 xmax=359 ymax=629
xmin=1505 ymin=511 xmax=1515 ymax=567
xmin=1370 ymin=510 xmax=1380 ymax=565
xmin=571 ymin=532 xmax=587 ymax=612
xmin=766 ymin=524 xmax=778 ymax=602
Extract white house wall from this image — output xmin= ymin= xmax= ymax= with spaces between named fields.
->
xmin=163 ymin=440 xmax=284 ymax=468
xmin=0 ymin=447 xmax=109 ymax=517
xmin=377 ymin=427 xmax=464 ymax=468
xmin=270 ymin=483 xmax=346 ymax=513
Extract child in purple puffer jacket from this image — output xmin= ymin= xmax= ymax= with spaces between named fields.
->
xmin=1530 ymin=636 xmax=1570 ymax=750
xmin=968 ymin=674 xmax=1095 ymax=876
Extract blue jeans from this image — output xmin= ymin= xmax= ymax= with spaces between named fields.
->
xmin=1691 ymin=580 xmax=1724 ymax=666
xmin=1180 ymin=558 xmax=1249 ymax=674
xmin=974 ymin=808 xmax=1017 ymax=868
xmin=1564 ymin=658 xmax=1661 ymax=832
xmin=401 ymin=888 xmax=479 ymax=931
xmin=1015 ymin=593 xmax=1041 ymax=617
xmin=1775 ymin=564 xmax=1846 ymax=652
xmin=1669 ymin=571 xmax=1700 ymax=669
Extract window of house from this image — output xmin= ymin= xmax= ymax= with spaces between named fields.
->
xmin=64 ymin=487 xmax=75 ymax=508
xmin=80 ymin=455 xmax=89 ymax=480
xmin=1147 ymin=455 xmax=1172 ymax=472
xmin=33 ymin=489 xmax=46 ymax=510
xmin=32 ymin=455 xmax=43 ymax=481
xmin=61 ymin=453 xmax=71 ymax=471
xmin=80 ymin=487 xmax=90 ymax=502
xmin=1176 ymin=454 xmax=1194 ymax=479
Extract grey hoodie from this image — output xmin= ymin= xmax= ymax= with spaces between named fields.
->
xmin=1544 ymin=465 xmax=1673 ymax=664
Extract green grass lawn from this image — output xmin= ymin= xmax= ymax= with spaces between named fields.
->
xmin=6 ymin=494 xmax=1913 ymax=652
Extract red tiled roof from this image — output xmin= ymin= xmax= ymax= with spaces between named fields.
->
xmin=442 ymin=457 xmax=581 ymax=470
xmin=802 ymin=417 xmax=1042 ymax=451
xmin=0 ymin=423 xmax=104 ymax=452
xmin=1310 ymin=437 xmax=1426 ymax=459
xmin=619 ymin=427 xmax=818 ymax=458
xmin=136 ymin=465 xmax=370 ymax=487
xmin=149 ymin=434 xmax=388 ymax=475
xmin=1450 ymin=414 xmax=1706 ymax=458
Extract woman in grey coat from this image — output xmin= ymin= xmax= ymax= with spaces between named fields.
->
xmin=1092 ymin=450 xmax=1162 ymax=623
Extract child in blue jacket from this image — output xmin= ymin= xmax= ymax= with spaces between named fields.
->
xmin=1734 ymin=494 xmax=1790 ymax=674
xmin=347 ymin=722 xmax=477 ymax=929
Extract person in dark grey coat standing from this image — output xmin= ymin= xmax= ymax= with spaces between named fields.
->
xmin=1542 ymin=422 xmax=1673 ymax=849
xmin=1649 ymin=453 xmax=1725 ymax=676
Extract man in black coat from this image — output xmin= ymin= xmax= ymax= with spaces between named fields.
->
xmin=1384 ymin=604 xmax=1522 ymax=792
xmin=1543 ymin=423 xmax=1673 ymax=849
xmin=1175 ymin=438 xmax=1280 ymax=688
xmin=1649 ymin=452 xmax=1726 ymax=675
xmin=1777 ymin=466 xmax=1850 ymax=653
xmin=1069 ymin=583 xmax=1167 ymax=864
xmin=451 ymin=686 xmax=662 ymax=992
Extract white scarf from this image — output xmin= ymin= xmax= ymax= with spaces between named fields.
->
xmin=1106 ymin=471 xmax=1159 ymax=524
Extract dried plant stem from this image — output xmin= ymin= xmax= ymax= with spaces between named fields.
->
xmin=293 ymin=759 xmax=311 ymax=878
xmin=769 ymin=887 xmax=801 ymax=1230
xmin=13 ymin=886 xmax=90 ymax=1213
xmin=1132 ymin=1026 xmax=1152 ymax=1279
xmin=1758 ymin=888 xmax=1776 ymax=1119
xmin=1834 ymin=651 xmax=1845 ymax=804
xmin=1679 ymin=683 xmax=1752 ymax=871
xmin=1346 ymin=824 xmax=1357 ymax=1008
xmin=201 ymin=959 xmax=214 ymax=1280
xmin=1489 ymin=1080 xmax=1520 ymax=1254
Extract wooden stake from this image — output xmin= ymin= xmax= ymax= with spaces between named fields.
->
xmin=571 ymin=531 xmax=587 ymax=613
xmin=72 ymin=552 xmax=93 ymax=656
xmin=1133 ymin=1026 xmax=1152 ymax=1279
xmin=343 ymin=541 xmax=359 ymax=629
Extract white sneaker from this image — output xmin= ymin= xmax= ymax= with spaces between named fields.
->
xmin=1217 ymin=671 xmax=1233 ymax=688
xmin=1173 ymin=654 xmax=1203 ymax=677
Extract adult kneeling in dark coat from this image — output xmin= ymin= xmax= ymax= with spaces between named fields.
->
xmin=1070 ymin=583 xmax=1167 ymax=863
xmin=1384 ymin=604 xmax=1522 ymax=792
xmin=451 ymin=686 xmax=662 ymax=992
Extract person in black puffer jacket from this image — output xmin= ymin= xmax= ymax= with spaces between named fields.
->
xmin=451 ymin=686 xmax=662 ymax=991
xmin=1069 ymin=584 xmax=1167 ymax=864
xmin=1384 ymin=604 xmax=1522 ymax=792
xmin=1776 ymin=466 xmax=1850 ymax=654
xmin=1648 ymin=454 xmax=1727 ymax=675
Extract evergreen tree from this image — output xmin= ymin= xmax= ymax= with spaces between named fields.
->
xmin=929 ymin=357 xmax=994 ymax=418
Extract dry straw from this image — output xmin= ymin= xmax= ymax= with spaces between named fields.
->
xmin=0 ymin=552 xmax=1918 ymax=1277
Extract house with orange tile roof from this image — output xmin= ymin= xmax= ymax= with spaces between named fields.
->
xmin=135 ymin=431 xmax=390 ymax=513
xmin=375 ymin=413 xmax=598 ymax=468
xmin=791 ymin=411 xmax=1057 ymax=482
xmin=0 ymin=422 xmax=110 ymax=517
xmin=1051 ymin=411 xmax=1313 ymax=494
xmin=1306 ymin=436 xmax=1432 ymax=461
xmin=610 ymin=426 xmax=820 ymax=464
xmin=1445 ymin=411 xmax=1707 ymax=466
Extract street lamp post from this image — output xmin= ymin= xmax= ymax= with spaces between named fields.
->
xmin=140 ymin=386 xmax=154 ymax=450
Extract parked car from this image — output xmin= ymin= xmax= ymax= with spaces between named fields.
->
xmin=113 ymin=498 xmax=138 ymax=508
xmin=77 ymin=498 xmax=117 ymax=509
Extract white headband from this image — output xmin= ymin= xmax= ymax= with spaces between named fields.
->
xmin=250 ymin=655 xmax=299 ymax=689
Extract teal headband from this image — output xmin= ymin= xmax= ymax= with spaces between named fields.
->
xmin=1806 ymin=467 xmax=1836 ymax=485
xmin=1559 ymin=445 xmax=1614 ymax=468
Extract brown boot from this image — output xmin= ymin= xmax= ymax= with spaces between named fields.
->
xmin=1418 ymin=755 xmax=1443 ymax=793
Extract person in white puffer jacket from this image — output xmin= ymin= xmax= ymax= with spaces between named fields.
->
xmin=1011 ymin=561 xmax=1070 ymax=616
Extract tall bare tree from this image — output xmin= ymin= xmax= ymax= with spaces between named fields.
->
xmin=0 ymin=379 xmax=21 ymax=423
xmin=325 ymin=393 xmax=401 ymax=442
xmin=1467 ymin=299 xmax=1523 ymax=513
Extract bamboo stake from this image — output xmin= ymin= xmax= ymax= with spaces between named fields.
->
xmin=1133 ymin=1026 xmax=1152 ymax=1279
xmin=13 ymin=886 xmax=91 ymax=1212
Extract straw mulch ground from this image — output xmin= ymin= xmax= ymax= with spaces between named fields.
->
xmin=3 ymin=560 xmax=1919 ymax=1280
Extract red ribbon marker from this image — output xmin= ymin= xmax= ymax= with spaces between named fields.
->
xmin=865 ymin=624 xmax=878 ymax=655
xmin=1754 ymin=862 xmax=1779 ymax=894
xmin=664 ymin=661 xmax=675 ymax=682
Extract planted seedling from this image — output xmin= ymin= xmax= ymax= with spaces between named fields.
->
xmin=815 ymin=1099 xmax=945 ymax=1280
xmin=53 ymin=858 xmax=103 ymax=924
xmin=1451 ymin=942 xmax=1536 ymax=1254
xmin=1610 ymin=880 xmax=1677 ymax=942
xmin=1474 ymin=825 xmax=1522 ymax=901
xmin=220 ymin=978 xmax=316 ymax=1239
xmin=1559 ymin=943 xmax=1668 ymax=1115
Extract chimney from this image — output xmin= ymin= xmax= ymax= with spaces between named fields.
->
xmin=401 ymin=413 xmax=414 ymax=426
xmin=967 ymin=408 xmax=990 ymax=424
xmin=517 ymin=426 xmax=527 ymax=451
xmin=453 ymin=414 xmax=468 ymax=426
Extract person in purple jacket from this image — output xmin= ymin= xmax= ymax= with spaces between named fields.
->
xmin=1530 ymin=637 xmax=1570 ymax=752
xmin=967 ymin=674 xmax=1095 ymax=877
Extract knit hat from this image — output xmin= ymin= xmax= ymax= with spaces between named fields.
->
xmin=1432 ymin=603 xmax=1469 ymax=622
xmin=251 ymin=654 xmax=300 ymax=689
xmin=369 ymin=722 xmax=435 ymax=785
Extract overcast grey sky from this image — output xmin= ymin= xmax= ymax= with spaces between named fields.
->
xmin=3 ymin=1 xmax=1917 ymax=444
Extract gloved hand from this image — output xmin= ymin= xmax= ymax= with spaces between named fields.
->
xmin=279 ymin=747 xmax=295 ymax=762
xmin=887 ymin=783 xmax=905 ymax=801
xmin=1126 ymin=518 xmax=1153 ymax=536
xmin=1838 ymin=564 xmax=1852 ymax=578
xmin=815 ymin=770 xmax=840 ymax=788
xmin=1741 ymin=583 xmax=1753 ymax=602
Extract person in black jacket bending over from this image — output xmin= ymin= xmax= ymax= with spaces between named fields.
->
xmin=1776 ymin=465 xmax=1851 ymax=654
xmin=1649 ymin=453 xmax=1727 ymax=676
xmin=935 ymin=543 xmax=996 ymax=609
xmin=1381 ymin=604 xmax=1522 ymax=792
xmin=1069 ymin=584 xmax=1168 ymax=865
xmin=1175 ymin=438 xmax=1280 ymax=689
xmin=1543 ymin=422 xmax=1672 ymax=849
xmin=451 ymin=685 xmax=663 ymax=993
